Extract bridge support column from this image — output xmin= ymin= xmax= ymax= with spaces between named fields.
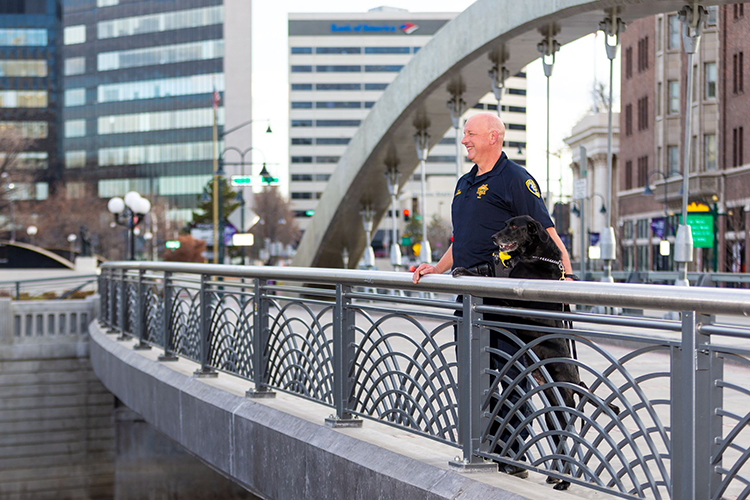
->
xmin=247 ymin=278 xmax=275 ymax=398
xmin=488 ymin=46 xmax=510 ymax=119
xmin=447 ymin=76 xmax=466 ymax=183
xmin=326 ymin=284 xmax=361 ymax=428
xmin=450 ymin=295 xmax=495 ymax=471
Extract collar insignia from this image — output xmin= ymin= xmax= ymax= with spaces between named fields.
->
xmin=526 ymin=179 xmax=541 ymax=198
xmin=455 ymin=188 xmax=461 ymax=196
xmin=476 ymin=184 xmax=489 ymax=199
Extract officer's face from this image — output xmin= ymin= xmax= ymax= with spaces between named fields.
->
xmin=462 ymin=117 xmax=492 ymax=163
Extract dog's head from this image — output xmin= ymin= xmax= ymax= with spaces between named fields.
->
xmin=491 ymin=215 xmax=550 ymax=256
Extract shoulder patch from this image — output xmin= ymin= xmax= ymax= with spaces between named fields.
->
xmin=525 ymin=179 xmax=541 ymax=198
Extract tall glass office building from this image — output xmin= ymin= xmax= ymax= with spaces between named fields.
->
xmin=62 ymin=0 xmax=252 ymax=220
xmin=0 ymin=0 xmax=62 ymax=203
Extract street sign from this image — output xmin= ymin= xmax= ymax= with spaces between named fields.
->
xmin=685 ymin=213 xmax=714 ymax=248
xmin=231 ymin=175 xmax=254 ymax=186
xmin=190 ymin=223 xmax=237 ymax=246
xmin=232 ymin=233 xmax=254 ymax=247
xmin=165 ymin=240 xmax=180 ymax=249
xmin=574 ymin=179 xmax=587 ymax=200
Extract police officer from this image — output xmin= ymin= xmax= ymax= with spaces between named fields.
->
xmin=412 ymin=112 xmax=572 ymax=477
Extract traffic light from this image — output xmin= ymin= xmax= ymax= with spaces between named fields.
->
xmin=403 ymin=209 xmax=410 ymax=222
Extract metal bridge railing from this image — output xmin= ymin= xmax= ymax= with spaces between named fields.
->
xmin=98 ymin=261 xmax=750 ymax=500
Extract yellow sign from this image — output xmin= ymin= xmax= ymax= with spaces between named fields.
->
xmin=412 ymin=243 xmax=421 ymax=255
xmin=687 ymin=202 xmax=710 ymax=212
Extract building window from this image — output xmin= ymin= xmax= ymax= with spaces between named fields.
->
xmin=625 ymin=104 xmax=633 ymax=136
xmin=637 ymin=96 xmax=648 ymax=131
xmin=656 ymin=81 xmax=662 ymax=116
xmin=668 ymin=80 xmax=679 ymax=114
xmin=98 ymin=73 xmax=224 ymax=103
xmin=704 ymin=134 xmax=717 ymax=171
xmin=315 ymin=156 xmax=340 ymax=163
xmin=98 ymin=108 xmax=222 ymax=135
xmin=97 ymin=0 xmax=119 ymax=6
xmin=291 ymin=65 xmax=312 ymax=73
xmin=65 ymin=120 xmax=86 ymax=138
xmin=316 ymin=65 xmax=361 ymax=72
xmin=98 ymin=142 xmax=214 ymax=166
xmin=733 ymin=52 xmax=744 ymax=94
xmin=98 ymin=40 xmax=224 ymax=71
xmin=291 ymin=192 xmax=313 ymax=200
xmin=316 ymin=138 xmax=350 ymax=145
xmin=0 ymin=60 xmax=47 ymax=77
xmin=734 ymin=3 xmax=744 ymax=19
xmin=290 ymin=47 xmax=312 ymax=54
xmin=656 ymin=16 xmax=663 ymax=52
xmin=64 ymin=57 xmax=86 ymax=76
xmin=625 ymin=46 xmax=633 ymax=79
xmin=291 ymin=84 xmax=312 ymax=91
xmin=364 ymin=65 xmax=403 ymax=72
xmin=364 ymin=83 xmax=388 ymax=91
xmin=507 ymin=88 xmax=526 ymax=96
xmin=64 ymin=25 xmax=86 ymax=45
xmin=315 ymin=101 xmax=361 ymax=109
xmin=705 ymin=62 xmax=717 ymax=99
xmin=692 ymin=65 xmax=698 ymax=102
xmin=315 ymin=120 xmax=361 ymax=127
xmin=316 ymin=83 xmax=361 ymax=91
xmin=0 ymin=28 xmax=47 ymax=46
xmin=707 ymin=6 xmax=718 ymax=26
xmin=65 ymin=88 xmax=86 ymax=107
xmin=0 ymin=90 xmax=47 ymax=108
xmin=97 ymin=6 xmax=223 ymax=39
xmin=625 ymin=160 xmax=633 ymax=190
xmin=668 ymin=15 xmax=681 ymax=50
xmin=291 ymin=138 xmax=312 ymax=145
xmin=638 ymin=37 xmax=649 ymax=72
xmin=316 ymin=47 xmax=361 ymax=54
xmin=291 ymin=156 xmax=312 ymax=163
xmin=65 ymin=151 xmax=86 ymax=169
xmin=637 ymin=156 xmax=648 ymax=187
xmin=734 ymin=127 xmax=745 ymax=167
xmin=0 ymin=121 xmax=48 ymax=139
xmin=291 ymin=120 xmax=312 ymax=127
xmin=507 ymin=124 xmax=526 ymax=131
xmin=668 ymin=145 xmax=679 ymax=175
xmin=291 ymin=101 xmax=313 ymax=109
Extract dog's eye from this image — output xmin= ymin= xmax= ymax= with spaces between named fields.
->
xmin=510 ymin=224 xmax=517 ymax=230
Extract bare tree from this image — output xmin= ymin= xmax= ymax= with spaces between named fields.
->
xmin=591 ymin=81 xmax=611 ymax=113
xmin=427 ymin=214 xmax=452 ymax=259
xmin=250 ymin=187 xmax=300 ymax=261
xmin=0 ymin=129 xmax=33 ymax=179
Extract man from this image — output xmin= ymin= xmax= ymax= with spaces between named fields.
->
xmin=412 ymin=112 xmax=572 ymax=477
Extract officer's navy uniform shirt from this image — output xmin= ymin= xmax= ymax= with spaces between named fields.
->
xmin=451 ymin=152 xmax=553 ymax=270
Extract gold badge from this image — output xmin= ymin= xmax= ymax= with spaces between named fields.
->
xmin=476 ymin=184 xmax=489 ymax=199
xmin=526 ymin=179 xmax=541 ymax=198
xmin=454 ymin=188 xmax=461 ymax=196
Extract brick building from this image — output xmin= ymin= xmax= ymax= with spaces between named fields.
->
xmin=618 ymin=5 xmax=749 ymax=273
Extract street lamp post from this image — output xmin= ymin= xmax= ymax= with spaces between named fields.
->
xmin=223 ymin=145 xmax=266 ymax=264
xmin=414 ymin=126 xmax=432 ymax=263
xmin=108 ymin=191 xmax=151 ymax=261
xmin=67 ymin=233 xmax=77 ymax=262
xmin=26 ymin=225 xmax=37 ymax=245
xmin=571 ymin=192 xmax=607 ymax=279
xmin=384 ymin=165 xmax=402 ymax=270
xmin=644 ymin=170 xmax=673 ymax=265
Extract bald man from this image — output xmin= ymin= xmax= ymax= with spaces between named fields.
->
xmin=411 ymin=112 xmax=572 ymax=477
xmin=412 ymin=112 xmax=571 ymax=281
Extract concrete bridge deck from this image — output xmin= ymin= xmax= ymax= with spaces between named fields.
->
xmin=89 ymin=320 xmax=617 ymax=500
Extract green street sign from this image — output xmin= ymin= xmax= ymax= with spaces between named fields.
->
xmin=305 ymin=210 xmax=315 ymax=216
xmin=261 ymin=177 xmax=280 ymax=185
xmin=230 ymin=175 xmax=253 ymax=186
xmin=401 ymin=236 xmax=411 ymax=246
xmin=165 ymin=240 xmax=181 ymax=249
xmin=680 ymin=213 xmax=714 ymax=248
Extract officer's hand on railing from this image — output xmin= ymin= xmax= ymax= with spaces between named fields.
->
xmin=412 ymin=263 xmax=437 ymax=284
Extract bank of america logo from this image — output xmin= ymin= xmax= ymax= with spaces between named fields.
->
xmin=400 ymin=23 xmax=419 ymax=34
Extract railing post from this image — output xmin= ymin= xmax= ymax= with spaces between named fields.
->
xmin=326 ymin=284 xmax=361 ymax=427
xmin=107 ymin=268 xmax=118 ymax=333
xmin=450 ymin=295 xmax=495 ymax=471
xmin=671 ymin=310 xmax=712 ymax=499
xmin=706 ymin=315 xmax=724 ymax=499
xmin=116 ymin=269 xmax=128 ymax=341
xmin=193 ymin=274 xmax=217 ymax=377
xmin=247 ymin=278 xmax=274 ymax=397
xmin=15 ymin=280 xmax=20 ymax=300
xmin=158 ymin=271 xmax=177 ymax=361
xmin=133 ymin=269 xmax=151 ymax=350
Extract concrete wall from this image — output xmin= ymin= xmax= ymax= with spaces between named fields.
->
xmin=0 ymin=297 xmax=116 ymax=500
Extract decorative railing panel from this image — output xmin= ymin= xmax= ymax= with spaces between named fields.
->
xmin=99 ymin=262 xmax=750 ymax=500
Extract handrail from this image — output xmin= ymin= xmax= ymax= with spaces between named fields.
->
xmin=101 ymin=261 xmax=750 ymax=316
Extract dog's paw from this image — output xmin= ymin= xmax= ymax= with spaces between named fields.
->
xmin=553 ymin=481 xmax=571 ymax=491
xmin=452 ymin=267 xmax=470 ymax=277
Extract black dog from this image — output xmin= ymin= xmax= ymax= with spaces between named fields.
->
xmin=453 ymin=215 xmax=620 ymax=490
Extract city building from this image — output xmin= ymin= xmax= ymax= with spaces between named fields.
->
xmin=61 ymin=0 xmax=252 ymax=222
xmin=0 ymin=0 xmax=63 ymax=216
xmin=616 ymin=5 xmax=749 ymax=273
xmin=287 ymin=7 xmax=527 ymax=254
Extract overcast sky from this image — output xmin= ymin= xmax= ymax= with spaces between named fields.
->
xmin=249 ymin=1 xmax=621 ymax=200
